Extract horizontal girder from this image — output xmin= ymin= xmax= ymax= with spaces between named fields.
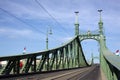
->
xmin=79 ymin=34 xmax=100 ymax=41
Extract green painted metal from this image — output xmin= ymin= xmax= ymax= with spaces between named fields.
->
xmin=77 ymin=9 xmax=120 ymax=80
xmin=98 ymin=10 xmax=104 ymax=35
xmin=79 ymin=33 xmax=100 ymax=41
xmin=46 ymin=27 xmax=52 ymax=50
xmin=0 ymin=10 xmax=120 ymax=80
xmin=100 ymin=34 xmax=120 ymax=80
xmin=75 ymin=11 xmax=79 ymax=36
xmin=0 ymin=36 xmax=89 ymax=76
xmin=98 ymin=10 xmax=120 ymax=80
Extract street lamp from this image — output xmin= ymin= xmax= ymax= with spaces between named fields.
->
xmin=46 ymin=27 xmax=52 ymax=50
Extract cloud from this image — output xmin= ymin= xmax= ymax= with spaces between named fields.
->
xmin=0 ymin=0 xmax=49 ymax=19
xmin=0 ymin=0 xmax=98 ymax=23
xmin=0 ymin=28 xmax=37 ymax=39
xmin=0 ymin=0 xmax=120 ymax=56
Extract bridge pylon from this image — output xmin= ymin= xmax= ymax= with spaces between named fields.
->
xmin=98 ymin=10 xmax=104 ymax=35
xmin=76 ymin=10 xmax=105 ymax=42
xmin=74 ymin=11 xmax=79 ymax=36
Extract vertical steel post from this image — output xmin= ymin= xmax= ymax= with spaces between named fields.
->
xmin=46 ymin=27 xmax=52 ymax=50
xmin=46 ymin=29 xmax=48 ymax=50
xmin=98 ymin=10 xmax=103 ymax=35
xmin=33 ymin=56 xmax=36 ymax=72
xmin=74 ymin=11 xmax=79 ymax=36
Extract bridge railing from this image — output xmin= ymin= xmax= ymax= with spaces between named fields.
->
xmin=0 ymin=36 xmax=89 ymax=76
xmin=100 ymin=35 xmax=120 ymax=80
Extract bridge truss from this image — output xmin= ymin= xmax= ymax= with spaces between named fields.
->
xmin=0 ymin=36 xmax=88 ymax=75
xmin=0 ymin=10 xmax=120 ymax=80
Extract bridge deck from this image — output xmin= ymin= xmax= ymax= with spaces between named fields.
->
xmin=0 ymin=64 xmax=103 ymax=80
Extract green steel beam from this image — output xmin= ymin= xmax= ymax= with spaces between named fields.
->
xmin=100 ymin=35 xmax=120 ymax=80
xmin=74 ymin=11 xmax=79 ymax=36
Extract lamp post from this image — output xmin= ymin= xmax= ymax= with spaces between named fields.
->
xmin=46 ymin=27 xmax=52 ymax=50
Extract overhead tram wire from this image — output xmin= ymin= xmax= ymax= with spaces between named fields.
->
xmin=34 ymin=0 xmax=71 ymax=36
xmin=0 ymin=7 xmax=45 ymax=35
xmin=0 ymin=7 xmax=62 ymax=43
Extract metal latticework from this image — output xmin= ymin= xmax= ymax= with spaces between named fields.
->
xmin=0 ymin=36 xmax=89 ymax=76
xmin=0 ymin=10 xmax=120 ymax=80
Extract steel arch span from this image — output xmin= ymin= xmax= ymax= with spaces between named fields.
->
xmin=0 ymin=10 xmax=120 ymax=80
xmin=0 ymin=36 xmax=89 ymax=76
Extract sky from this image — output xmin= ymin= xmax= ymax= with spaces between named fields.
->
xmin=0 ymin=0 xmax=120 ymax=63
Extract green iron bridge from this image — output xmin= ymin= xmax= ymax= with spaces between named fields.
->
xmin=0 ymin=10 xmax=120 ymax=80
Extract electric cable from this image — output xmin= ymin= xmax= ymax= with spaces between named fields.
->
xmin=34 ymin=0 xmax=71 ymax=36
xmin=0 ymin=7 xmax=63 ymax=43
xmin=0 ymin=7 xmax=46 ymax=34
